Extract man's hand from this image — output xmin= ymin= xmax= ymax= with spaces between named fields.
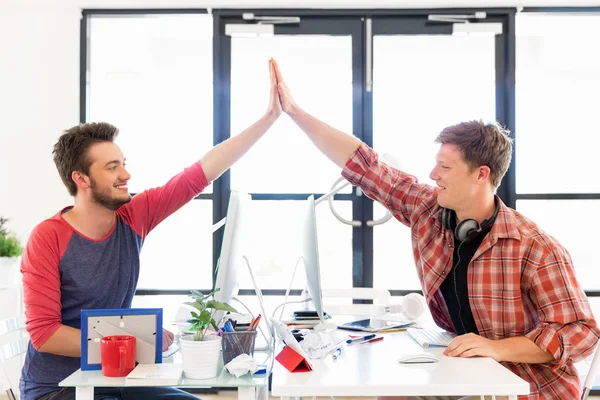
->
xmin=271 ymin=59 xmax=298 ymax=115
xmin=266 ymin=59 xmax=283 ymax=118
xmin=444 ymin=333 xmax=501 ymax=361
xmin=162 ymin=329 xmax=175 ymax=352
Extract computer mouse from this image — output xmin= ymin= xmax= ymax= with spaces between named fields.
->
xmin=397 ymin=354 xmax=438 ymax=364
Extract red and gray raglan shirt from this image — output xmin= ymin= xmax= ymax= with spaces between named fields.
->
xmin=19 ymin=162 xmax=209 ymax=400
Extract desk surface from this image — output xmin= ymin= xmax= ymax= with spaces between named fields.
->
xmin=271 ymin=330 xmax=530 ymax=398
xmin=60 ymin=352 xmax=269 ymax=389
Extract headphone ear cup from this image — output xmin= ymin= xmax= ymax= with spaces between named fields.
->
xmin=440 ymin=208 xmax=453 ymax=230
xmin=455 ymin=219 xmax=480 ymax=242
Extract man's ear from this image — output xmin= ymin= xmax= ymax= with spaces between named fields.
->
xmin=71 ymin=171 xmax=91 ymax=190
xmin=477 ymin=166 xmax=491 ymax=183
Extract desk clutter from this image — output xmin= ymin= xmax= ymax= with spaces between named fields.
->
xmin=219 ymin=315 xmax=262 ymax=377
xmin=219 ymin=317 xmax=259 ymax=363
xmin=280 ymin=310 xmax=332 ymax=329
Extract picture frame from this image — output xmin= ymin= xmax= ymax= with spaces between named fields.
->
xmin=80 ymin=308 xmax=163 ymax=371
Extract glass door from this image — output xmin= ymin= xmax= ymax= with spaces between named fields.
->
xmin=217 ymin=14 xmax=364 ymax=297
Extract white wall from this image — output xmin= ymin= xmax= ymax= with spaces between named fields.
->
xmin=0 ymin=0 xmax=597 ymax=241
xmin=0 ymin=7 xmax=79 ymax=243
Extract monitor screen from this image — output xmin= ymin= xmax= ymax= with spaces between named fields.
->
xmin=213 ymin=191 xmax=251 ymax=322
xmin=302 ymin=195 xmax=325 ymax=323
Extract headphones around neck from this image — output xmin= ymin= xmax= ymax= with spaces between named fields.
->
xmin=440 ymin=196 xmax=500 ymax=243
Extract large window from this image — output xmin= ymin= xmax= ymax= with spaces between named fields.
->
xmin=83 ymin=9 xmax=599 ymax=306
xmin=516 ymin=12 xmax=600 ymax=291
xmin=85 ymin=13 xmax=214 ymax=291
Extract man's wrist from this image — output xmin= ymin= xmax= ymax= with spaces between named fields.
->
xmin=263 ymin=110 xmax=279 ymax=123
xmin=493 ymin=338 xmax=508 ymax=362
xmin=287 ymin=103 xmax=302 ymax=119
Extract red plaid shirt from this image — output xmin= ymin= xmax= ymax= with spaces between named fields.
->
xmin=342 ymin=143 xmax=599 ymax=400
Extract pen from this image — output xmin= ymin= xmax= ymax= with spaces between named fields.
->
xmin=332 ymin=347 xmax=343 ymax=361
xmin=360 ymin=336 xmax=384 ymax=344
xmin=224 ymin=320 xmax=235 ymax=332
xmin=249 ymin=315 xmax=262 ymax=331
xmin=346 ymin=334 xmax=376 ymax=344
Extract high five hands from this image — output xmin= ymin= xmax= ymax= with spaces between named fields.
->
xmin=268 ymin=58 xmax=299 ymax=117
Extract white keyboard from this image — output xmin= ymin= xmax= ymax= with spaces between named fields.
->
xmin=407 ymin=328 xmax=456 ymax=348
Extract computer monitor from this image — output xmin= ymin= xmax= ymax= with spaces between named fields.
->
xmin=302 ymin=195 xmax=336 ymax=331
xmin=213 ymin=190 xmax=250 ymax=323
xmin=213 ymin=191 xmax=272 ymax=342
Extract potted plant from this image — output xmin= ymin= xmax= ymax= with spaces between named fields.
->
xmin=179 ymin=288 xmax=237 ymax=379
xmin=0 ymin=217 xmax=23 ymax=288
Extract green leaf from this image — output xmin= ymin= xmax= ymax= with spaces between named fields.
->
xmin=190 ymin=290 xmax=205 ymax=299
xmin=197 ymin=310 xmax=211 ymax=323
xmin=205 ymin=300 xmax=237 ymax=313
xmin=0 ymin=233 xmax=22 ymax=258
xmin=184 ymin=301 xmax=204 ymax=312
xmin=210 ymin=319 xmax=219 ymax=331
xmin=186 ymin=287 xmax=234 ymax=341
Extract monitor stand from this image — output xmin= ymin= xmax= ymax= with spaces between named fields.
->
xmin=283 ymin=257 xmax=337 ymax=332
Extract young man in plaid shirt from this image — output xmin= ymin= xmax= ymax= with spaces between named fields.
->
xmin=271 ymin=60 xmax=599 ymax=400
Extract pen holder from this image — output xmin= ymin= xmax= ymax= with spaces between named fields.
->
xmin=222 ymin=331 xmax=257 ymax=365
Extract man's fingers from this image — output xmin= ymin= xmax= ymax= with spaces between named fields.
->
xmin=272 ymin=59 xmax=285 ymax=84
xmin=444 ymin=338 xmax=463 ymax=355
xmin=460 ymin=348 xmax=481 ymax=358
xmin=269 ymin=59 xmax=278 ymax=85
xmin=447 ymin=339 xmax=472 ymax=357
xmin=278 ymin=83 xmax=287 ymax=98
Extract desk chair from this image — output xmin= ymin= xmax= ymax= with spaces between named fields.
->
xmin=0 ymin=316 xmax=28 ymax=400
xmin=321 ymin=288 xmax=392 ymax=316
xmin=582 ymin=341 xmax=600 ymax=400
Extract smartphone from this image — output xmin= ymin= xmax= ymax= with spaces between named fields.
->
xmin=292 ymin=310 xmax=319 ymax=318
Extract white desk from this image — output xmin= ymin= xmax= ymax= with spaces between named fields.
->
xmin=59 ymin=352 xmax=270 ymax=400
xmin=272 ymin=331 xmax=529 ymax=399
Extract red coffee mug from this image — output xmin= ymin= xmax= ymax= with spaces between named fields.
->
xmin=100 ymin=335 xmax=136 ymax=377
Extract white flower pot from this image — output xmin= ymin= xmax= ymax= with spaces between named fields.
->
xmin=180 ymin=334 xmax=222 ymax=380
xmin=0 ymin=256 xmax=20 ymax=288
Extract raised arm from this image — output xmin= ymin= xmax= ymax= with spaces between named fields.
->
xmin=200 ymin=59 xmax=282 ymax=182
xmin=272 ymin=59 xmax=361 ymax=169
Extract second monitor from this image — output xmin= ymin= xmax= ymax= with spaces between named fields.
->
xmin=301 ymin=195 xmax=336 ymax=331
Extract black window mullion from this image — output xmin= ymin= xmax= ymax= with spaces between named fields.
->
xmin=355 ymin=17 xmax=371 ymax=294
xmin=213 ymin=10 xmax=232 ymax=291
xmin=495 ymin=12 xmax=517 ymax=209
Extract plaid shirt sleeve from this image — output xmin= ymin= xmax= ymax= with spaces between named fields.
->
xmin=341 ymin=143 xmax=434 ymax=226
xmin=523 ymin=241 xmax=600 ymax=368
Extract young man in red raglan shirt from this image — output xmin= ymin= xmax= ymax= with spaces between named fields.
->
xmin=19 ymin=61 xmax=282 ymax=400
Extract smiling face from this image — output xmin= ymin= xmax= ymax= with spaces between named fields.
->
xmin=85 ymin=141 xmax=131 ymax=210
xmin=429 ymin=144 xmax=482 ymax=212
